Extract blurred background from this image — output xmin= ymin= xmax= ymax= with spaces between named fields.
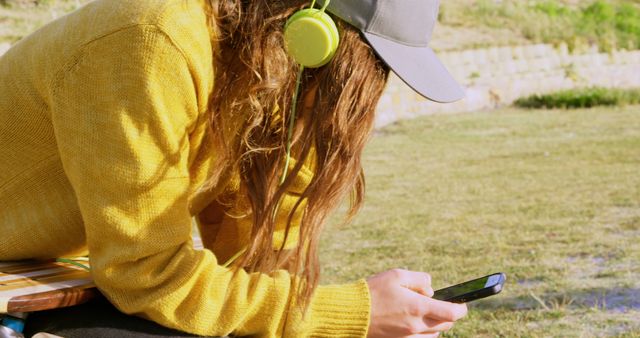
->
xmin=2 ymin=1 xmax=638 ymax=337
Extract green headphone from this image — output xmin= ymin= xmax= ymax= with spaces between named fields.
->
xmin=278 ymin=1 xmax=337 ymax=185
xmin=284 ymin=1 xmax=339 ymax=68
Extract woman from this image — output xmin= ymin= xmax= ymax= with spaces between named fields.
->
xmin=0 ymin=0 xmax=468 ymax=337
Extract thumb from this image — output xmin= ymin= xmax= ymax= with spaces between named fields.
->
xmin=398 ymin=270 xmax=434 ymax=297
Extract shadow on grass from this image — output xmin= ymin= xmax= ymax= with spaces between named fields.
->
xmin=470 ymin=287 xmax=640 ymax=313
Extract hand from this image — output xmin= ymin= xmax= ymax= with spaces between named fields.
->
xmin=366 ymin=269 xmax=468 ymax=338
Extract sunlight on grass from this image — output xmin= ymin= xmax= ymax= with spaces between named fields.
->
xmin=0 ymin=0 xmax=90 ymax=43
xmin=320 ymin=106 xmax=640 ymax=337
xmin=440 ymin=0 xmax=640 ymax=52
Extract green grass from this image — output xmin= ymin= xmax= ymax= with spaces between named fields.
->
xmin=440 ymin=0 xmax=640 ymax=51
xmin=515 ymin=87 xmax=640 ymax=109
xmin=320 ymin=106 xmax=640 ymax=337
xmin=0 ymin=0 xmax=91 ymax=44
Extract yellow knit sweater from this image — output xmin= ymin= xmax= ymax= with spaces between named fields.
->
xmin=0 ymin=0 xmax=370 ymax=336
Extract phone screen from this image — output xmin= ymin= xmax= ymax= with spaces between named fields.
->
xmin=433 ymin=273 xmax=504 ymax=302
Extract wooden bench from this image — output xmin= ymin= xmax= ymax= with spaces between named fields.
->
xmin=0 ymin=258 xmax=96 ymax=337
xmin=0 ymin=258 xmax=97 ymax=314
xmin=0 ymin=238 xmax=204 ymax=337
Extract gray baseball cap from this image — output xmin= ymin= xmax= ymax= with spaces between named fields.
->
xmin=317 ymin=0 xmax=464 ymax=103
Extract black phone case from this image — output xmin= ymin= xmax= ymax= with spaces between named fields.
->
xmin=435 ymin=272 xmax=506 ymax=303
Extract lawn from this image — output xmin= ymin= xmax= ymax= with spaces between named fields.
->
xmin=320 ymin=106 xmax=640 ymax=337
xmin=0 ymin=0 xmax=90 ymax=44
xmin=437 ymin=0 xmax=640 ymax=52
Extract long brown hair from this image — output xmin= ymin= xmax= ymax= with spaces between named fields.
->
xmin=202 ymin=0 xmax=389 ymax=308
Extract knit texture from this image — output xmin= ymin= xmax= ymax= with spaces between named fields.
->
xmin=0 ymin=0 xmax=371 ymax=337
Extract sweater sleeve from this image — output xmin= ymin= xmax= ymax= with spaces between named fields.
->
xmin=49 ymin=24 xmax=370 ymax=337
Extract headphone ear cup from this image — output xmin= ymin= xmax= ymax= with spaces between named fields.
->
xmin=284 ymin=8 xmax=339 ymax=68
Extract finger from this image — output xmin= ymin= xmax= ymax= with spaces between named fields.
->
xmin=405 ymin=333 xmax=440 ymax=338
xmin=423 ymin=297 xmax=468 ymax=322
xmin=425 ymin=286 xmax=434 ymax=297
xmin=422 ymin=320 xmax=454 ymax=333
xmin=405 ymin=318 xmax=454 ymax=335
xmin=396 ymin=270 xmax=432 ymax=296
xmin=415 ymin=286 xmax=434 ymax=298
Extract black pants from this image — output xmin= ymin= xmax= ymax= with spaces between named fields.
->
xmin=23 ymin=298 xmax=227 ymax=338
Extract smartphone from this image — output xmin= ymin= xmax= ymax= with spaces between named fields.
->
xmin=432 ymin=272 xmax=506 ymax=303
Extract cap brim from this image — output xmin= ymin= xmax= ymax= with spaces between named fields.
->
xmin=363 ymin=33 xmax=465 ymax=103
